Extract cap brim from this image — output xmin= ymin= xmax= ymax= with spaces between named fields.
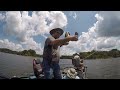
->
xmin=50 ymin=28 xmax=63 ymax=36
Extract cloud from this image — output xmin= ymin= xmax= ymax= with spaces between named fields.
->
xmin=61 ymin=11 xmax=120 ymax=55
xmin=20 ymin=38 xmax=43 ymax=54
xmin=95 ymin=11 xmax=120 ymax=37
xmin=96 ymin=37 xmax=116 ymax=49
xmin=0 ymin=11 xmax=67 ymax=54
xmin=92 ymin=11 xmax=120 ymax=50
xmin=0 ymin=39 xmax=23 ymax=51
xmin=81 ymin=11 xmax=120 ymax=51
xmin=3 ymin=11 xmax=67 ymax=42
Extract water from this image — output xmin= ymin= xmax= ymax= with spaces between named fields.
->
xmin=0 ymin=52 xmax=120 ymax=79
xmin=0 ymin=52 xmax=37 ymax=78
xmin=85 ymin=58 xmax=120 ymax=79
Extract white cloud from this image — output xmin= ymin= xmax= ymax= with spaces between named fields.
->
xmin=95 ymin=37 xmax=116 ymax=50
xmin=61 ymin=11 xmax=120 ymax=55
xmin=0 ymin=39 xmax=23 ymax=51
xmin=0 ymin=11 xmax=67 ymax=54
xmin=81 ymin=11 xmax=120 ymax=51
xmin=95 ymin=11 xmax=120 ymax=37
xmin=21 ymin=38 xmax=43 ymax=54
xmin=60 ymin=45 xmax=77 ymax=56
xmin=3 ymin=11 xmax=67 ymax=42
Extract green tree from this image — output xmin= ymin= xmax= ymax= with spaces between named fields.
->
xmin=28 ymin=49 xmax=36 ymax=56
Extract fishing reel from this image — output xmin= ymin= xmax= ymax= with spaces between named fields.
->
xmin=65 ymin=32 xmax=70 ymax=37
xmin=63 ymin=32 xmax=78 ymax=45
xmin=65 ymin=32 xmax=78 ymax=38
xmin=75 ymin=32 xmax=78 ymax=36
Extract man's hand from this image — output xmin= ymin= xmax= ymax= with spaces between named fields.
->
xmin=69 ymin=32 xmax=78 ymax=41
xmin=70 ymin=36 xmax=78 ymax=41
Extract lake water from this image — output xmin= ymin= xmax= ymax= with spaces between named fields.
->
xmin=0 ymin=52 xmax=120 ymax=79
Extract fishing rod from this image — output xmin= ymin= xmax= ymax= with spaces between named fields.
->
xmin=83 ymin=51 xmax=96 ymax=60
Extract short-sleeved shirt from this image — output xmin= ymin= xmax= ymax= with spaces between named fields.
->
xmin=43 ymin=36 xmax=60 ymax=62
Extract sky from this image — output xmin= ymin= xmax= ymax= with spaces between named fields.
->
xmin=0 ymin=11 xmax=120 ymax=55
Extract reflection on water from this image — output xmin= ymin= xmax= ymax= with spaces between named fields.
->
xmin=0 ymin=52 xmax=120 ymax=79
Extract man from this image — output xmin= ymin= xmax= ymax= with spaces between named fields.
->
xmin=42 ymin=28 xmax=78 ymax=79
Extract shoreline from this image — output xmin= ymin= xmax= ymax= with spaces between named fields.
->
xmin=0 ymin=51 xmax=120 ymax=60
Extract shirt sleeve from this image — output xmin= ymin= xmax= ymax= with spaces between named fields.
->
xmin=46 ymin=36 xmax=55 ymax=46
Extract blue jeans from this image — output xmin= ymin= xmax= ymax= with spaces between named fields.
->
xmin=42 ymin=59 xmax=62 ymax=79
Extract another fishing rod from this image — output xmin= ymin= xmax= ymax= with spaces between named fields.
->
xmin=83 ymin=51 xmax=96 ymax=60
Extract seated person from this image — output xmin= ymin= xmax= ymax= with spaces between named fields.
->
xmin=72 ymin=53 xmax=86 ymax=79
xmin=33 ymin=59 xmax=43 ymax=79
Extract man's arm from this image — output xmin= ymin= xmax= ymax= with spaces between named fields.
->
xmin=60 ymin=42 xmax=69 ymax=47
xmin=49 ymin=35 xmax=78 ymax=46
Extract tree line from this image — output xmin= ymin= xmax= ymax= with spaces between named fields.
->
xmin=61 ymin=49 xmax=120 ymax=59
xmin=0 ymin=48 xmax=120 ymax=59
xmin=0 ymin=48 xmax=41 ymax=57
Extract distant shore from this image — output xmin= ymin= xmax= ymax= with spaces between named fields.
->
xmin=1 ymin=51 xmax=120 ymax=60
xmin=0 ymin=48 xmax=120 ymax=59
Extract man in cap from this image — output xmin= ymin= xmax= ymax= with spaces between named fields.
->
xmin=42 ymin=28 xmax=78 ymax=79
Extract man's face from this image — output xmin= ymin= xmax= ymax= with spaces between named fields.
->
xmin=54 ymin=31 xmax=61 ymax=39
